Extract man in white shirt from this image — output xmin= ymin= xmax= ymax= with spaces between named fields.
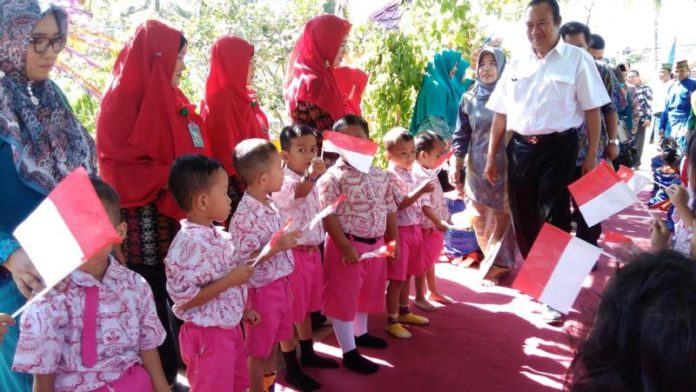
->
xmin=484 ymin=0 xmax=610 ymax=323
xmin=650 ymin=63 xmax=673 ymax=144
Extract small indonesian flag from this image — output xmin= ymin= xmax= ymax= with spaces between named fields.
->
xmin=433 ymin=149 xmax=454 ymax=170
xmin=322 ymin=131 xmax=378 ymax=174
xmin=512 ymin=224 xmax=602 ymax=314
xmin=302 ymin=194 xmax=347 ymax=231
xmin=251 ymin=219 xmax=294 ymax=267
xmin=616 ymin=165 xmax=652 ymax=194
xmin=568 ymin=160 xmax=636 ymax=227
xmin=12 ymin=168 xmax=121 ymax=317
xmin=359 ymin=240 xmax=397 ymax=260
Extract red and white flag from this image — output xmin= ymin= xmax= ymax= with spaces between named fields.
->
xmin=512 ymin=223 xmax=602 ymax=314
xmin=12 ymin=168 xmax=121 ymax=315
xmin=616 ymin=165 xmax=652 ymax=194
xmin=251 ymin=219 xmax=294 ymax=267
xmin=359 ymin=240 xmax=397 ymax=260
xmin=302 ymin=193 xmax=347 ymax=231
xmin=322 ymin=131 xmax=378 ymax=173
xmin=568 ymin=160 xmax=636 ymax=227
xmin=427 ymin=149 xmax=455 ymax=179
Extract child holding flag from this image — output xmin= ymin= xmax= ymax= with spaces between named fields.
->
xmin=164 ymin=155 xmax=259 ymax=392
xmin=272 ymin=125 xmax=339 ymax=391
xmin=318 ymin=114 xmax=397 ymax=374
xmin=413 ymin=130 xmax=453 ymax=307
xmin=13 ymin=178 xmax=170 ymax=392
xmin=229 ymin=139 xmax=301 ymax=392
xmin=383 ymin=127 xmax=433 ymax=338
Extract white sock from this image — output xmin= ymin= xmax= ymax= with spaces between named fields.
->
xmin=354 ymin=312 xmax=369 ymax=336
xmin=332 ymin=318 xmax=357 ymax=353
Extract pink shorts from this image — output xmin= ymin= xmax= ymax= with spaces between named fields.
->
xmin=246 ymin=278 xmax=294 ymax=358
xmin=322 ymin=235 xmax=387 ymax=322
xmin=388 ymin=225 xmax=424 ymax=281
xmin=93 ymin=364 xmax=151 ymax=391
xmin=289 ymin=247 xmax=323 ymax=323
xmin=421 ymin=228 xmax=445 ymax=269
xmin=179 ymin=323 xmax=249 ymax=392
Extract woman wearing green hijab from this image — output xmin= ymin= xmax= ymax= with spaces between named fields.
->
xmin=409 ymin=49 xmax=464 ymax=141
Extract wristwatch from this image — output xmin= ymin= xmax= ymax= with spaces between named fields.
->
xmin=608 ymin=138 xmax=620 ymax=146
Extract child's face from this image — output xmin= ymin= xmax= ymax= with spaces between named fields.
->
xmin=417 ymin=139 xmax=448 ymax=169
xmin=282 ymin=134 xmax=318 ymax=175
xmin=388 ymin=139 xmax=416 ymax=170
xmin=263 ymin=152 xmax=284 ymax=193
xmin=205 ymin=168 xmax=232 ymax=223
xmin=339 ymin=124 xmax=369 ymax=140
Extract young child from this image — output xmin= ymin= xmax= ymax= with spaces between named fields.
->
xmin=13 ymin=178 xmax=170 ymax=392
xmin=228 ymin=139 xmax=301 ymax=392
xmin=383 ymin=127 xmax=433 ymax=339
xmin=318 ymin=114 xmax=396 ymax=374
xmin=272 ymin=124 xmax=339 ymax=391
xmin=164 ymin=155 xmax=258 ymax=392
xmin=649 ymin=148 xmax=681 ymax=231
xmin=413 ymin=130 xmax=453 ymax=308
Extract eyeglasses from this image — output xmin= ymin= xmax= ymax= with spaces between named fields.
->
xmin=28 ymin=35 xmax=67 ymax=54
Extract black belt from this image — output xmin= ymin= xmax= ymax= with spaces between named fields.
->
xmin=345 ymin=233 xmax=378 ymax=245
xmin=512 ymin=128 xmax=578 ymax=145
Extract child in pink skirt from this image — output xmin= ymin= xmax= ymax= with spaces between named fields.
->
xmin=383 ymin=127 xmax=433 ymax=339
xmin=318 ymin=114 xmax=397 ymax=374
xmin=272 ymin=125 xmax=339 ymax=391
xmin=414 ymin=131 xmax=454 ymax=307
xmin=164 ymin=155 xmax=259 ymax=392
xmin=13 ymin=178 xmax=169 ymax=392
xmin=229 ymin=139 xmax=301 ymax=392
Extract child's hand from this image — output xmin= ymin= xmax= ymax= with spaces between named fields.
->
xmin=339 ymin=242 xmax=360 ymax=265
xmin=226 ymin=265 xmax=255 ymax=287
xmin=666 ymin=184 xmax=689 ymax=208
xmin=308 ymin=157 xmax=327 ymax=179
xmin=650 ymin=218 xmax=670 ymax=251
xmin=243 ymin=309 xmax=261 ymax=326
xmin=0 ymin=313 xmax=15 ymax=343
xmin=416 ymin=179 xmax=435 ymax=195
xmin=272 ymin=230 xmax=301 ymax=252
xmin=389 ymin=242 xmax=400 ymax=262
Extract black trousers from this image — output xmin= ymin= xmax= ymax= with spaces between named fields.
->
xmin=128 ymin=263 xmax=180 ymax=385
xmin=571 ymin=166 xmax=602 ymax=246
xmin=507 ymin=132 xmax=579 ymax=258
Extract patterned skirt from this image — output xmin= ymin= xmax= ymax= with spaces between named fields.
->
xmin=122 ymin=203 xmax=180 ymax=266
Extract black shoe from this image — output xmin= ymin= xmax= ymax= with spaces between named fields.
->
xmin=282 ymin=349 xmax=321 ymax=391
xmin=300 ymin=339 xmax=339 ymax=368
xmin=342 ymin=349 xmax=378 ymax=374
xmin=355 ymin=333 xmax=388 ymax=349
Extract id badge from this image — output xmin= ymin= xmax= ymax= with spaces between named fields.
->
xmin=188 ymin=122 xmax=205 ymax=148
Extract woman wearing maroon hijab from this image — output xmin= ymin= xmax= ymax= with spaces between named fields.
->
xmin=202 ymin=35 xmax=269 ymax=214
xmin=96 ymin=20 xmax=209 ymax=389
xmin=284 ymin=14 xmax=353 ymax=135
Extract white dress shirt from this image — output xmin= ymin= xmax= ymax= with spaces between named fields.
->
xmin=487 ymin=39 xmax=610 ymax=135
xmin=651 ymin=79 xmax=673 ymax=113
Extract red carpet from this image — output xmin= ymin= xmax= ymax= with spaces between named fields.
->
xmin=275 ymin=198 xmax=653 ymax=392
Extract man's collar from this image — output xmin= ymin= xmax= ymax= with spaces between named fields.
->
xmin=530 ymin=37 xmax=564 ymax=59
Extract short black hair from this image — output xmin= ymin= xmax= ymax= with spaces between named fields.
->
xmin=233 ymin=139 xmax=279 ymax=185
xmin=559 ymin=21 xmax=590 ymax=46
xmin=168 ymin=154 xmax=224 ymax=211
xmin=662 ymin=147 xmax=679 ymax=166
xmin=568 ymin=250 xmax=696 ymax=391
xmin=383 ymin=127 xmax=413 ymax=152
xmin=589 ymin=33 xmax=605 ymax=50
xmin=616 ymin=63 xmax=629 ymax=73
xmin=333 ymin=114 xmax=370 ymax=138
xmin=527 ymin=0 xmax=561 ymax=24
xmin=90 ymin=177 xmax=122 ymax=224
xmin=279 ymin=124 xmax=317 ymax=151
xmin=415 ymin=130 xmax=446 ymax=154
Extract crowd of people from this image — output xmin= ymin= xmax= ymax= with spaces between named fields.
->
xmin=1 ymin=0 xmax=696 ymax=391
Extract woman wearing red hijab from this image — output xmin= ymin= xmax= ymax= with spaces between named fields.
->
xmin=284 ymin=14 xmax=353 ymax=135
xmin=334 ymin=66 xmax=369 ymax=117
xmin=202 ymin=35 xmax=269 ymax=214
xmin=96 ymin=20 xmax=208 ymax=390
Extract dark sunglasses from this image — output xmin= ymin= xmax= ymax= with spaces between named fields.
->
xmin=28 ymin=35 xmax=67 ymax=54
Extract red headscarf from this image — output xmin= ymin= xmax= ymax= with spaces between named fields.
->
xmin=284 ymin=14 xmax=353 ymax=121
xmin=202 ymin=36 xmax=269 ymax=175
xmin=334 ymin=66 xmax=369 ymax=117
xmin=96 ymin=20 xmax=209 ymax=220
